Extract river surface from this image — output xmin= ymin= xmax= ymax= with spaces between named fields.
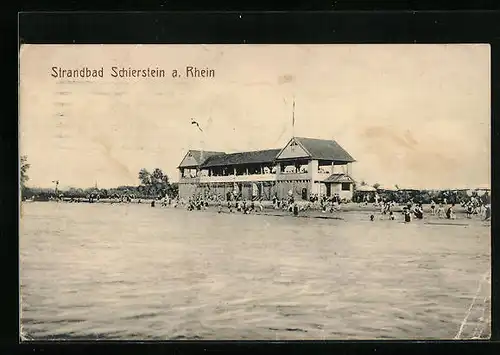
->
xmin=19 ymin=202 xmax=491 ymax=340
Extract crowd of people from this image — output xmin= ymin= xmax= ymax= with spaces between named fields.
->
xmin=366 ymin=194 xmax=491 ymax=223
xmin=145 ymin=188 xmax=492 ymax=223
xmin=185 ymin=194 xmax=267 ymax=214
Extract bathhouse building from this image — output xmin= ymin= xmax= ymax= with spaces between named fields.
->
xmin=177 ymin=137 xmax=356 ymax=201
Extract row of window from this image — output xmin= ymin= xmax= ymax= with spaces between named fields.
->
xmin=180 ymin=180 xmax=352 ymax=191
xmin=180 ymin=167 xmax=346 ymax=178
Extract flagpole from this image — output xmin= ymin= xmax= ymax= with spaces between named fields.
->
xmin=191 ymin=118 xmax=205 ymax=197
xmin=200 ymin=138 xmax=204 ymax=165
xmin=191 ymin=118 xmax=205 ymax=165
xmin=292 ymin=96 xmax=296 ymax=204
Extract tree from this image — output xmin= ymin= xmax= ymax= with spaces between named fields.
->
xmin=100 ymin=189 xmax=108 ymax=198
xmin=151 ymin=168 xmax=167 ymax=196
xmin=360 ymin=180 xmax=367 ymax=186
xmin=373 ymin=183 xmax=381 ymax=190
xmin=20 ymin=155 xmax=30 ymax=188
xmin=151 ymin=168 xmax=165 ymax=183
xmin=170 ymin=183 xmax=179 ymax=198
xmin=138 ymin=167 xmax=173 ymax=198
xmin=20 ymin=156 xmax=31 ymax=199
xmin=136 ymin=168 xmax=178 ymax=197
xmin=138 ymin=168 xmax=151 ymax=186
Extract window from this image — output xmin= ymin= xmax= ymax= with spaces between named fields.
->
xmin=341 ymin=183 xmax=351 ymax=191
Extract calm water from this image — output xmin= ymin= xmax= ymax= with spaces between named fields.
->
xmin=19 ymin=202 xmax=491 ymax=340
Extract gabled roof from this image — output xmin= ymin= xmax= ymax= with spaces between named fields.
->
xmin=179 ymin=136 xmax=355 ymax=168
xmin=178 ymin=150 xmax=226 ymax=168
xmin=323 ymin=173 xmax=355 ymax=183
xmin=291 ymin=137 xmax=355 ymax=162
xmin=200 ymin=149 xmax=281 ymax=168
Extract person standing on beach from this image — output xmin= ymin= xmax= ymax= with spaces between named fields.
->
xmin=403 ymin=207 xmax=411 ymax=223
xmin=244 ymin=200 xmax=251 ymax=214
xmin=257 ymin=197 xmax=264 ymax=212
xmin=413 ymin=204 xmax=423 ymax=219
xmin=484 ymin=204 xmax=491 ymax=221
xmin=381 ymin=201 xmax=389 ymax=215
xmin=436 ymin=203 xmax=445 ymax=218
xmin=446 ymin=204 xmax=456 ymax=220
xmin=431 ymin=200 xmax=436 ymax=215
xmin=466 ymin=202 xmax=473 ymax=218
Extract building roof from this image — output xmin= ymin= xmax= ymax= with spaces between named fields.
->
xmin=323 ymin=173 xmax=355 ymax=183
xmin=178 ymin=137 xmax=355 ymax=168
xmin=178 ymin=150 xmax=226 ymax=168
xmin=293 ymin=137 xmax=355 ymax=162
xmin=200 ymin=149 xmax=281 ymax=168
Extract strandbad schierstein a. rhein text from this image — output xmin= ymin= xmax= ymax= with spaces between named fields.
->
xmin=50 ymin=66 xmax=216 ymax=79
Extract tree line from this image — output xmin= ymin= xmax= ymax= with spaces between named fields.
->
xmin=20 ymin=157 xmax=178 ymax=200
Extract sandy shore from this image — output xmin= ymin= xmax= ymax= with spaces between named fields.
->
xmin=158 ymin=202 xmax=482 ymax=220
xmin=38 ymin=198 xmax=481 ymax=216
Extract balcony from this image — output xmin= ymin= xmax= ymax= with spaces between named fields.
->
xmin=199 ymin=174 xmax=276 ymax=183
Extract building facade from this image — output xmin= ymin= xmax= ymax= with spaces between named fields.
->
xmin=177 ymin=137 xmax=356 ymax=201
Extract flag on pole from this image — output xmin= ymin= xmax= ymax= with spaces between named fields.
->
xmin=191 ymin=118 xmax=203 ymax=132
xmin=191 ymin=117 xmax=204 ymax=164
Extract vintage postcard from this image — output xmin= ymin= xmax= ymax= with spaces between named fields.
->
xmin=19 ymin=44 xmax=491 ymax=340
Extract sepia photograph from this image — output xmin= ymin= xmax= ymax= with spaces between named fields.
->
xmin=19 ymin=44 xmax=491 ymax=340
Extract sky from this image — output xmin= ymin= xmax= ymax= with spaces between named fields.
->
xmin=19 ymin=44 xmax=490 ymax=190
